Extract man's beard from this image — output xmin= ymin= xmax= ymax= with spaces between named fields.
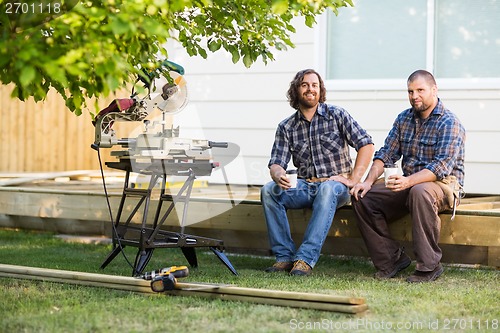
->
xmin=411 ymin=101 xmax=430 ymax=114
xmin=298 ymin=94 xmax=319 ymax=109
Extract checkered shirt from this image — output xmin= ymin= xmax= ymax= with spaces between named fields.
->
xmin=374 ymin=99 xmax=466 ymax=186
xmin=268 ymin=103 xmax=373 ymax=179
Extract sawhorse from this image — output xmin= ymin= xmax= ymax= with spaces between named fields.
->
xmin=100 ymin=159 xmax=238 ymax=276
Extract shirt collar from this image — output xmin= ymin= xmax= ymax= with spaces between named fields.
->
xmin=412 ymin=98 xmax=444 ymax=119
xmin=294 ymin=103 xmax=326 ymax=122
xmin=434 ymin=98 xmax=445 ymax=115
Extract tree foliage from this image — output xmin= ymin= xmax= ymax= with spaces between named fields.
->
xmin=0 ymin=0 xmax=353 ymax=115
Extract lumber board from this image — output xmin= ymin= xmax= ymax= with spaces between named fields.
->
xmin=0 ymin=264 xmax=149 ymax=287
xmin=0 ymin=170 xmax=95 ymax=187
xmin=0 ymin=264 xmax=367 ymax=314
xmin=168 ymin=289 xmax=368 ymax=314
xmin=174 ymin=282 xmax=365 ymax=305
xmin=488 ymin=247 xmax=500 ymax=267
xmin=0 ymin=272 xmax=153 ymax=294
xmin=2 ymin=186 xmax=497 ymax=246
xmin=0 ymin=183 xmax=499 ymax=266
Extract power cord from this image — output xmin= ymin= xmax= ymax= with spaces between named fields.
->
xmin=92 ymin=144 xmax=141 ymax=276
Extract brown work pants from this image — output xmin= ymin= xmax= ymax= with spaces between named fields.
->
xmin=352 ymin=180 xmax=451 ymax=272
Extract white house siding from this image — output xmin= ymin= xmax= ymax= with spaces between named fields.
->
xmin=166 ymin=20 xmax=500 ymax=195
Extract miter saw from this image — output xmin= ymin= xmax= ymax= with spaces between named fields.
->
xmin=92 ymin=60 xmax=227 ymax=166
xmin=91 ymin=60 xmax=238 ymax=276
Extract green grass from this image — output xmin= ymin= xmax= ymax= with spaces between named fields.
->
xmin=0 ymin=228 xmax=499 ymax=333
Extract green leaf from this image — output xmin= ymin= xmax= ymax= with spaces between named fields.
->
xmin=271 ymin=0 xmax=289 ymax=15
xmin=230 ymin=49 xmax=240 ymax=64
xmin=106 ymin=75 xmax=120 ymax=92
xmin=110 ymin=17 xmax=131 ymax=35
xmin=305 ymin=15 xmax=316 ymax=27
xmin=208 ymin=40 xmax=222 ymax=52
xmin=43 ymin=64 xmax=68 ymax=86
xmin=275 ymin=42 xmax=287 ymax=51
xmin=198 ymin=47 xmax=208 ymax=58
xmin=20 ymin=66 xmax=36 ymax=86
xmin=243 ymin=53 xmax=252 ymax=68
xmin=0 ymin=0 xmax=352 ymax=113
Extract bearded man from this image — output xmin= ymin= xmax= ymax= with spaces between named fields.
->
xmin=261 ymin=69 xmax=374 ymax=276
xmin=351 ymin=70 xmax=466 ymax=283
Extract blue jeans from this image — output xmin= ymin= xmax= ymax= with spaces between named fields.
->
xmin=260 ymin=179 xmax=350 ymax=268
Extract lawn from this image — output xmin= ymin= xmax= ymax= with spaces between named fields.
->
xmin=0 ymin=228 xmax=498 ymax=332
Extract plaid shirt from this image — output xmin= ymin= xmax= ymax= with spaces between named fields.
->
xmin=268 ymin=103 xmax=373 ymax=179
xmin=374 ymin=99 xmax=466 ymax=186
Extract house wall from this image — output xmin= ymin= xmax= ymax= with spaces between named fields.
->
xmin=167 ymin=19 xmax=500 ymax=195
xmin=1 ymin=17 xmax=498 ymax=195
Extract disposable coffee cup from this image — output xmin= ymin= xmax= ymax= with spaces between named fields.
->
xmin=384 ymin=164 xmax=398 ymax=186
xmin=286 ymin=170 xmax=298 ymax=189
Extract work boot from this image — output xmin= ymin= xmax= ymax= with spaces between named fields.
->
xmin=289 ymin=260 xmax=312 ymax=276
xmin=374 ymin=251 xmax=411 ymax=279
xmin=407 ymin=263 xmax=444 ymax=283
xmin=265 ymin=261 xmax=293 ymax=273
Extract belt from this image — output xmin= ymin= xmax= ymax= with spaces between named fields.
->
xmin=306 ymin=174 xmax=351 ymax=183
xmin=306 ymin=177 xmax=330 ymax=183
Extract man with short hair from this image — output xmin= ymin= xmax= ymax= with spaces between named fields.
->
xmin=351 ymin=70 xmax=466 ymax=283
xmin=261 ymin=69 xmax=374 ymax=276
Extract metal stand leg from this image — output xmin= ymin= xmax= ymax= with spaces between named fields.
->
xmin=100 ymin=167 xmax=238 ymax=276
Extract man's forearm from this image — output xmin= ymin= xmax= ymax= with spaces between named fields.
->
xmin=364 ymin=159 xmax=384 ymax=185
xmin=269 ymin=164 xmax=286 ymax=183
xmin=406 ymin=168 xmax=437 ymax=187
xmin=350 ymin=144 xmax=375 ymax=183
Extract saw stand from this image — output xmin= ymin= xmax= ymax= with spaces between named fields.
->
xmin=99 ymin=159 xmax=238 ymax=276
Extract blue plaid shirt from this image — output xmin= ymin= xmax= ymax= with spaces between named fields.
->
xmin=374 ymin=99 xmax=466 ymax=186
xmin=268 ymin=103 xmax=373 ymax=179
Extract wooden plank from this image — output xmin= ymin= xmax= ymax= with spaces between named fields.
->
xmin=173 ymin=282 xmax=365 ymax=305
xmin=439 ymin=214 xmax=500 ymax=246
xmin=33 ymin=99 xmax=45 ymax=170
xmin=1 ymin=88 xmax=13 ymax=170
xmin=0 ymin=186 xmax=499 ymax=246
xmin=458 ymin=195 xmax=500 ymax=203
xmin=0 ymin=183 xmax=499 ymax=266
xmin=168 ymin=289 xmax=368 ymax=314
xmin=160 ymin=227 xmax=497 ymax=267
xmin=488 ymin=247 xmax=500 ymax=267
xmin=0 ymin=205 xmax=496 ymax=267
xmin=0 ymin=264 xmax=367 ymax=314
xmin=0 ymin=271 xmax=152 ymax=293
xmin=13 ymin=95 xmax=23 ymax=170
xmin=0 ymin=170 xmax=95 ymax=186
xmin=0 ymin=86 xmax=9 ymax=171
xmin=459 ymin=202 xmax=500 ymax=210
xmin=439 ymin=244 xmax=489 ymax=266
xmin=22 ymin=97 xmax=34 ymax=171
xmin=0 ymin=215 xmax=108 ymax=236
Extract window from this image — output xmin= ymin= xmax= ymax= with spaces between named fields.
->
xmin=435 ymin=0 xmax=500 ymax=78
xmin=325 ymin=0 xmax=500 ymax=82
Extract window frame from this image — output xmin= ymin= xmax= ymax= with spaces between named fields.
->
xmin=318 ymin=0 xmax=500 ymax=91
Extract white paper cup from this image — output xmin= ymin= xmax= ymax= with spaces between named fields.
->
xmin=384 ymin=167 xmax=398 ymax=186
xmin=286 ymin=170 xmax=298 ymax=189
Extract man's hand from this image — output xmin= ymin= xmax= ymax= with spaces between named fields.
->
xmin=275 ymin=174 xmax=293 ymax=190
xmin=350 ymin=182 xmax=372 ymax=200
xmin=270 ymin=164 xmax=291 ymax=190
xmin=330 ymin=175 xmax=356 ymax=188
xmin=385 ymin=174 xmax=411 ymax=192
